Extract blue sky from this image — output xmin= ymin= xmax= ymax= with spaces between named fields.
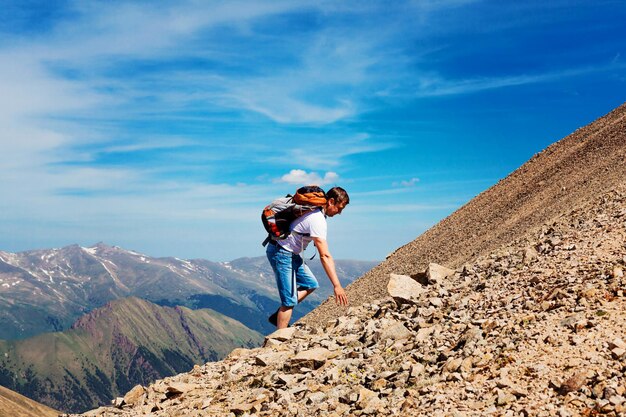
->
xmin=0 ymin=0 xmax=625 ymax=262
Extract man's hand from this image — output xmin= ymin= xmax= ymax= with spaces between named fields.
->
xmin=313 ymin=237 xmax=348 ymax=306
xmin=334 ymin=285 xmax=349 ymax=306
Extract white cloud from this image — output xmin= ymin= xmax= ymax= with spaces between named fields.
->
xmin=393 ymin=177 xmax=420 ymax=187
xmin=278 ymin=169 xmax=339 ymax=186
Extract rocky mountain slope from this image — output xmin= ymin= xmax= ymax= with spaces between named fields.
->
xmin=61 ymin=102 xmax=626 ymax=417
xmin=303 ymin=102 xmax=626 ymax=328
xmin=64 ymin=182 xmax=626 ymax=417
xmin=0 ymin=244 xmax=375 ymax=339
xmin=0 ymin=297 xmax=262 ymax=413
xmin=0 ymin=385 xmax=59 ymax=417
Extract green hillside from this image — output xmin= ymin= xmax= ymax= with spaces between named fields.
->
xmin=0 ymin=297 xmax=262 ymax=413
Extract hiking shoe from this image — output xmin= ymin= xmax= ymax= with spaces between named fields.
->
xmin=268 ymin=308 xmax=280 ymax=327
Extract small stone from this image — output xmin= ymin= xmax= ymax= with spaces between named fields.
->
xmin=611 ymin=347 xmax=626 ymax=359
xmin=276 ymin=374 xmax=301 ymax=385
xmin=510 ymin=386 xmax=529 ymax=398
xmin=548 ymin=237 xmax=562 ymax=247
xmin=560 ymin=315 xmax=580 ymax=330
xmin=306 ymin=391 xmax=327 ymax=404
xmin=429 ymin=297 xmax=443 ymax=307
xmin=356 ymin=387 xmax=380 ymax=410
xmin=496 ymin=389 xmax=516 ymax=406
xmin=557 ymin=407 xmax=572 ymax=417
xmin=264 ymin=338 xmax=283 ymax=347
xmin=460 ymin=357 xmax=474 ymax=373
xmin=608 ymin=338 xmax=626 ymax=350
xmin=255 ymin=351 xmax=293 ymax=367
xmin=415 ymin=326 xmax=437 ymax=342
xmin=231 ymin=401 xmax=259 ymax=414
xmin=481 ymin=320 xmax=498 ymax=333
xmin=289 ymin=348 xmax=334 ymax=370
xmin=474 ymin=353 xmax=493 ymax=367
xmin=376 ymin=322 xmax=412 ymax=342
xmin=165 ymin=382 xmax=198 ymax=396
xmin=580 ymin=287 xmax=598 ymax=298
xmin=558 ymin=372 xmax=587 ymax=394
xmin=410 ymin=363 xmax=425 ymax=379
xmin=370 ymin=378 xmax=388 ymax=391
xmin=597 ymin=399 xmax=613 ymax=413
xmin=523 ymin=247 xmax=538 ymax=264
xmin=443 ymin=358 xmax=463 ymax=373
xmin=496 ymin=377 xmax=513 ymax=388
xmin=540 ymin=300 xmax=553 ymax=311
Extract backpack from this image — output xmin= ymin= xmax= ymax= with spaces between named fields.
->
xmin=261 ymin=185 xmax=326 ymax=246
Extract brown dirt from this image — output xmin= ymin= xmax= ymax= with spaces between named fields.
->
xmin=302 ymin=102 xmax=626 ymax=328
xmin=0 ymin=385 xmax=59 ymax=417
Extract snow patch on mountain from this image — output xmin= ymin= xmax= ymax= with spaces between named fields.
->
xmin=81 ymin=247 xmax=98 ymax=256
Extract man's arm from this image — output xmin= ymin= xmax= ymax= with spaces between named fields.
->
xmin=312 ymin=237 xmax=349 ymax=306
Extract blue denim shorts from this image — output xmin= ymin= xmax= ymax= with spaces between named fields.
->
xmin=266 ymin=243 xmax=319 ymax=307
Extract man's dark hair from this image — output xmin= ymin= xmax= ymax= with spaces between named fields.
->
xmin=326 ymin=186 xmax=349 ymax=205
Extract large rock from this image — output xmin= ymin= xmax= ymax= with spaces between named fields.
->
xmin=426 ymin=263 xmax=456 ymax=284
xmin=122 ymin=385 xmax=146 ymax=407
xmin=265 ymin=327 xmax=297 ymax=343
xmin=387 ymin=273 xmax=426 ymax=304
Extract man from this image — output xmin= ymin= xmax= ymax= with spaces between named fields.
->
xmin=266 ymin=186 xmax=350 ymax=329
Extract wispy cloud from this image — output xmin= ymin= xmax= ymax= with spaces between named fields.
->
xmin=393 ymin=177 xmax=420 ymax=187
xmin=410 ymin=65 xmax=625 ymax=97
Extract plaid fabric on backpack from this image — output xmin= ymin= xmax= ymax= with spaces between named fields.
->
xmin=261 ymin=185 xmax=326 ymax=246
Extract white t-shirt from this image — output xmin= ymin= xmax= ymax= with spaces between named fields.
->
xmin=279 ymin=209 xmax=327 ymax=254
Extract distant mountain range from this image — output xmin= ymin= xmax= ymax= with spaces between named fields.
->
xmin=0 ymin=243 xmax=377 ymax=339
xmin=0 ymin=297 xmax=262 ymax=413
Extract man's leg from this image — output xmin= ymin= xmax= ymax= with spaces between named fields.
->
xmin=276 ymin=305 xmax=292 ymax=329
xmin=298 ymin=288 xmax=315 ymax=302
xmin=276 ymin=261 xmax=319 ymax=328
xmin=275 ymin=288 xmax=313 ymax=328
xmin=267 ymin=245 xmax=299 ymax=329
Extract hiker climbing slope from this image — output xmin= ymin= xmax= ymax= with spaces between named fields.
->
xmin=264 ymin=186 xmax=350 ymax=329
